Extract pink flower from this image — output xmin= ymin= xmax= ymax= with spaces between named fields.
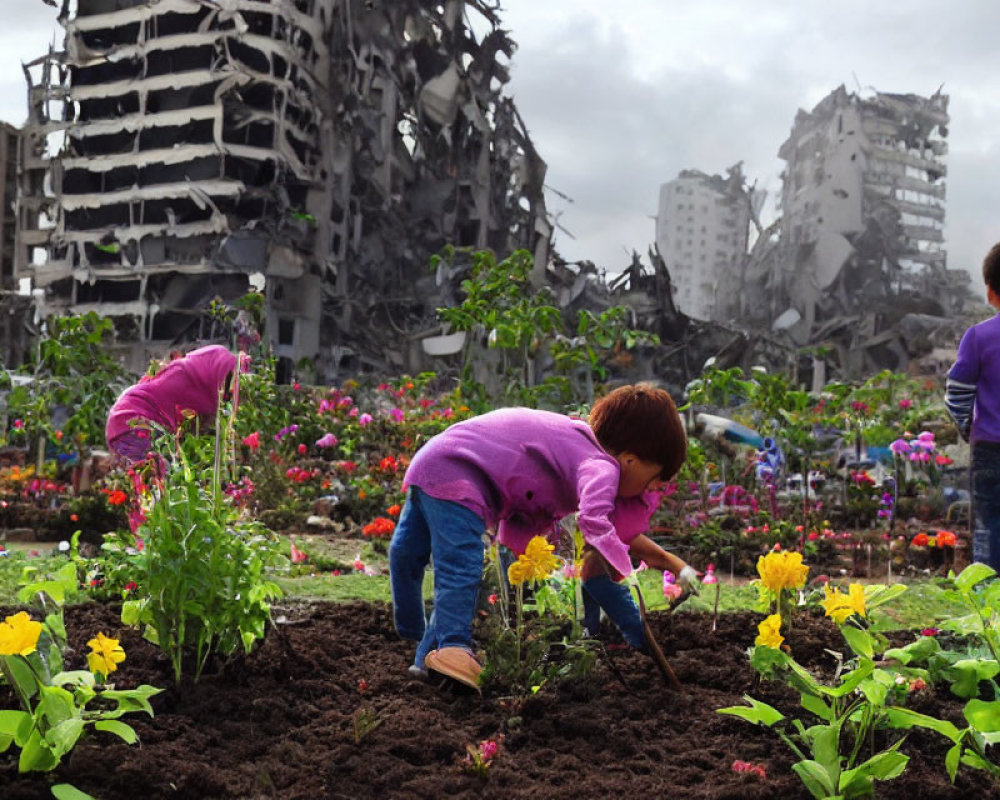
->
xmin=389 ymin=408 xmax=405 ymax=423
xmin=889 ymin=438 xmax=911 ymax=455
xmin=898 ymin=398 xmax=913 ymax=410
xmin=732 ymin=760 xmax=766 ymax=780
xmin=242 ymin=431 xmax=261 ymax=452
xmin=13 ymin=419 xmax=24 ymax=429
xmin=290 ymin=543 xmax=308 ymax=563
xmin=701 ymin=564 xmax=718 ymax=585
xmin=359 ymin=413 xmax=373 ymax=426
xmin=297 ymin=443 xmax=307 ymax=455
xmin=315 ymin=433 xmax=338 ymax=448
xmin=348 ymin=407 xmax=359 ymax=418
xmin=921 ymin=627 xmax=939 ymax=636
xmin=353 ymin=554 xmax=365 ymax=571
xmin=488 ymin=593 xmax=498 ymax=606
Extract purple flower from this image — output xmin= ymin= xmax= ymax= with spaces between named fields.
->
xmin=315 ymin=433 xmax=338 ymax=448
xmin=889 ymin=439 xmax=911 ymax=455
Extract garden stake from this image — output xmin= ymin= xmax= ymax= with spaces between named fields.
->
xmin=632 ymin=581 xmax=682 ymax=691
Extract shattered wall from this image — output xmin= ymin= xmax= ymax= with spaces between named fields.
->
xmin=743 ymin=84 xmax=966 ymax=379
xmin=17 ymin=0 xmax=550 ymax=380
xmin=0 ymin=122 xmax=21 ymax=293
xmin=654 ymin=163 xmax=758 ymax=323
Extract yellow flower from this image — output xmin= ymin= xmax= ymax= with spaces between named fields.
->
xmin=86 ymin=632 xmax=126 ymax=675
xmin=756 ymin=551 xmax=809 ymax=594
xmin=507 ymin=536 xmax=561 ymax=586
xmin=755 ymin=614 xmax=784 ymax=649
xmin=821 ymin=583 xmax=866 ymax=624
xmin=0 ymin=611 xmax=43 ymax=657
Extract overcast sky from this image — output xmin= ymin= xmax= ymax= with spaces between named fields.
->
xmin=3 ymin=1 xmax=998 ymax=285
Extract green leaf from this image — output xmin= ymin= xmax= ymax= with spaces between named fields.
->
xmin=945 ymin=743 xmax=961 ymax=783
xmin=964 ymin=698 xmax=1000 ymax=737
xmin=886 ymin=707 xmax=960 ymax=742
xmin=841 ymin=626 xmax=873 ymax=659
xmin=45 ymin=718 xmax=84 ymax=760
xmin=883 ymin=635 xmax=940 ymax=666
xmin=791 ymin=759 xmax=837 ymax=799
xmin=810 ymin=722 xmax=842 ymax=781
xmin=839 ymin=748 xmax=908 ymax=794
xmin=800 ymin=692 xmax=834 ymax=722
xmin=94 ymin=719 xmax=138 ymax=744
xmin=51 ymin=784 xmax=99 ymax=800
xmin=863 ymin=583 xmax=908 ymax=611
xmin=0 ymin=710 xmax=31 ymax=752
xmin=947 ymin=660 xmax=1000 ymax=700
xmin=717 ymin=695 xmax=785 ymax=727
xmin=954 ymin=563 xmax=997 ymax=592
xmin=19 ymin=727 xmax=59 ymax=772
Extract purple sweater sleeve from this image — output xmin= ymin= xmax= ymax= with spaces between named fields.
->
xmin=576 ymin=457 xmax=633 ymax=576
xmin=946 ymin=326 xmax=978 ymax=441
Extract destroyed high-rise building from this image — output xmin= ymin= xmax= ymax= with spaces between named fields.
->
xmin=1 ymin=122 xmax=21 ymax=293
xmin=654 ymin=164 xmax=757 ymax=323
xmin=17 ymin=0 xmax=550 ymax=380
xmin=741 ymin=84 xmax=965 ymax=378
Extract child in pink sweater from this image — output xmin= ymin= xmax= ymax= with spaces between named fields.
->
xmin=389 ymin=384 xmax=695 ymax=688
xmin=105 ymin=345 xmax=239 ymax=463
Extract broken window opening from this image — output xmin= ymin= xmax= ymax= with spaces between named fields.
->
xmin=71 ymin=57 xmax=143 ymax=88
xmin=227 ymin=39 xmax=272 ymax=76
xmin=138 ymin=118 xmax=215 ymax=150
xmin=76 ymin=278 xmax=142 ymax=305
xmin=146 ymin=45 xmax=216 ymax=78
xmin=149 ymin=10 xmax=212 ymax=39
xmin=79 ymin=23 xmax=141 ymax=50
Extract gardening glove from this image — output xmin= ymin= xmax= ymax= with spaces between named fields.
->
xmin=678 ymin=565 xmax=701 ymax=595
xmin=581 ymin=574 xmax=646 ymax=650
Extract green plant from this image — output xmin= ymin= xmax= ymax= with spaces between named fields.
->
xmin=720 ymin=583 xmax=913 ymax=799
xmin=121 ymin=415 xmax=284 ymax=683
xmin=0 ymin=568 xmax=161 ymax=794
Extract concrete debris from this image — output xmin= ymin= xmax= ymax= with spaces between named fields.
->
xmin=16 ymin=0 xmax=550 ymax=380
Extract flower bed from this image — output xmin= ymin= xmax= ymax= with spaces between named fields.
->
xmin=1 ymin=602 xmax=995 ymax=799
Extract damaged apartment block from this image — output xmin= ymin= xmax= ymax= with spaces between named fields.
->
xmin=18 ymin=0 xmax=550 ymax=380
xmin=741 ymin=84 xmax=968 ymax=380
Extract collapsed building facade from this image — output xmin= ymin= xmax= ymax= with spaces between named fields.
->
xmin=0 ymin=122 xmax=33 ymax=368
xmin=740 ymin=85 xmax=970 ymax=380
xmin=16 ymin=0 xmax=551 ymax=380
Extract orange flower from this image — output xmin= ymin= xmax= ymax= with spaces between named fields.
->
xmin=362 ymin=517 xmax=396 ymax=539
xmin=935 ymin=530 xmax=957 ymax=548
xmin=386 ymin=504 xmax=402 ymax=517
xmin=106 ymin=490 xmax=128 ymax=506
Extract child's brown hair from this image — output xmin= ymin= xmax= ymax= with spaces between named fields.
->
xmin=589 ymin=383 xmax=687 ymax=480
xmin=984 ymin=241 xmax=1000 ymax=295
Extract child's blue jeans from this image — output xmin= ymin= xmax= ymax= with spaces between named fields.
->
xmin=972 ymin=441 xmax=1000 ymax=571
xmin=389 ymin=487 xmax=486 ymax=669
xmin=582 ymin=574 xmax=646 ymax=650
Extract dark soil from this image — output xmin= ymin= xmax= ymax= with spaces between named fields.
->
xmin=2 ymin=603 xmax=998 ymax=800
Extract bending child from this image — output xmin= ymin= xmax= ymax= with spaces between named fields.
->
xmin=389 ymin=383 xmax=695 ymax=688
xmin=105 ymin=344 xmax=240 ymax=464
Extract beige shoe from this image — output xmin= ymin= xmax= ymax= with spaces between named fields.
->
xmin=425 ymin=647 xmax=482 ymax=690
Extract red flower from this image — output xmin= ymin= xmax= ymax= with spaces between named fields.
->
xmin=935 ymin=455 xmax=953 ymax=467
xmin=124 ymin=581 xmax=138 ymax=592
xmin=242 ymin=431 xmax=261 ymax=452
xmin=935 ymin=530 xmax=957 ymax=548
xmin=912 ymin=532 xmax=930 ymax=547
xmin=386 ymin=504 xmax=402 ymax=517
xmin=920 ymin=627 xmax=939 ymax=636
xmin=70 ymin=514 xmax=79 ymax=522
xmin=359 ymin=679 xmax=368 ymax=693
xmin=298 ymin=443 xmax=307 ymax=456
xmin=362 ymin=517 xmax=396 ymax=539
xmin=106 ymin=490 xmax=128 ymax=506
xmin=732 ymin=760 xmax=767 ymax=780
xmin=488 ymin=593 xmax=498 ymax=606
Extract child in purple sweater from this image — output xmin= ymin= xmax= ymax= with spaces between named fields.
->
xmin=105 ymin=345 xmax=239 ymax=464
xmin=946 ymin=241 xmax=1000 ymax=570
xmin=389 ymin=384 xmax=695 ymax=688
